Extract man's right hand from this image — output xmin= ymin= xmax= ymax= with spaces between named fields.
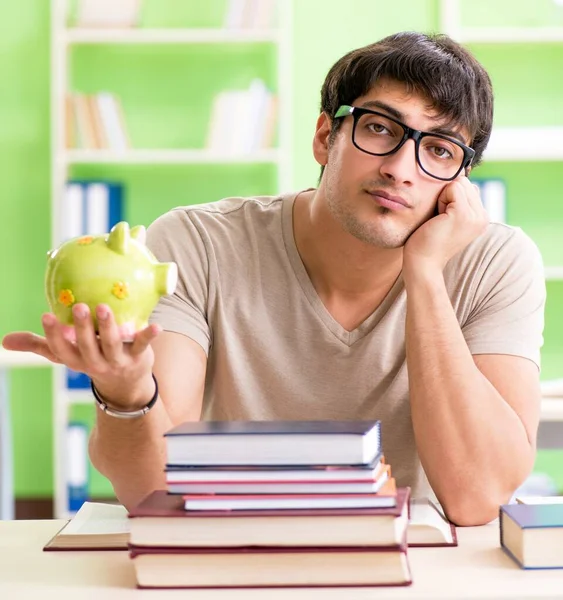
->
xmin=1 ymin=303 xmax=161 ymax=411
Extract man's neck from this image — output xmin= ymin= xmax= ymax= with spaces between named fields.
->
xmin=292 ymin=189 xmax=403 ymax=331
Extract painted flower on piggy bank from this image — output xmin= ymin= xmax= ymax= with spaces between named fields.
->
xmin=45 ymin=222 xmax=177 ymax=333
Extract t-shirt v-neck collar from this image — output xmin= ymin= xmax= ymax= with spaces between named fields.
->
xmin=281 ymin=191 xmax=404 ymax=347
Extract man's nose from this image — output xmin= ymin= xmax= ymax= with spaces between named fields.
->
xmin=379 ymin=139 xmax=418 ymax=184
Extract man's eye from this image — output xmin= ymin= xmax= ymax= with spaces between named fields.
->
xmin=367 ymin=123 xmax=389 ymax=134
xmin=431 ymin=146 xmax=454 ymax=159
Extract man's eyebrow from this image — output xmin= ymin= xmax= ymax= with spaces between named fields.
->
xmin=359 ymin=100 xmax=467 ymax=144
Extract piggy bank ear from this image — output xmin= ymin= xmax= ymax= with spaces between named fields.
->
xmin=130 ymin=225 xmax=146 ymax=245
xmin=107 ymin=221 xmax=130 ymax=255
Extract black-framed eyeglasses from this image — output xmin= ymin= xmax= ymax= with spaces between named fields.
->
xmin=334 ymin=105 xmax=475 ymax=182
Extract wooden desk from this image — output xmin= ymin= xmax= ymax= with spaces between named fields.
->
xmin=0 ymin=520 xmax=562 ymax=599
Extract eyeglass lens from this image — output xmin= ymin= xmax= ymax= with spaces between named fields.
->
xmin=353 ymin=112 xmax=465 ymax=179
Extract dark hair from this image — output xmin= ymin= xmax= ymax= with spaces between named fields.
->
xmin=319 ymin=31 xmax=493 ymax=177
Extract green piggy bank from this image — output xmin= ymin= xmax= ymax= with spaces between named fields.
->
xmin=45 ymin=222 xmax=177 ymax=333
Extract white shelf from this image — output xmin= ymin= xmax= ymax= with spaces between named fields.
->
xmin=545 ymin=267 xmax=563 ymax=281
xmin=460 ymin=27 xmax=563 ymax=44
xmin=541 ymin=397 xmax=563 ymax=422
xmin=63 ymin=149 xmax=280 ymax=165
xmin=64 ymin=28 xmax=280 ymax=45
xmin=483 ymin=127 xmax=563 ymax=161
xmin=0 ymin=349 xmax=52 ymax=368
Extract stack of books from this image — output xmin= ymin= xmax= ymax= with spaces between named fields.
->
xmin=128 ymin=420 xmax=414 ymax=589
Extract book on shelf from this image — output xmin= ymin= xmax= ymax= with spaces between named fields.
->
xmin=129 ymin=543 xmax=412 ymax=589
xmin=206 ymin=79 xmax=277 ymax=154
xmin=66 ymin=93 xmax=130 ymax=152
xmin=74 ymin=0 xmax=142 ymax=28
xmin=164 ymin=420 xmax=382 ymax=467
xmin=500 ymin=503 xmax=563 ymax=569
xmin=223 ymin=0 xmax=277 ymax=30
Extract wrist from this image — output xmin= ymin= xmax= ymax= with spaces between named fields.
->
xmin=91 ymin=373 xmax=157 ymax=412
xmin=402 ymin=259 xmax=445 ymax=288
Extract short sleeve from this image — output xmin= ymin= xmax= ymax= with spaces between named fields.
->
xmin=462 ymin=228 xmax=546 ymax=369
xmin=146 ymin=208 xmax=211 ymax=355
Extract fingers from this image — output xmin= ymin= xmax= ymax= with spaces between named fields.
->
xmin=130 ymin=323 xmax=161 ymax=356
xmin=42 ymin=314 xmax=82 ymax=368
xmin=96 ymin=304 xmax=125 ymax=367
xmin=72 ymin=304 xmax=104 ymax=368
xmin=1 ymin=331 xmax=63 ymax=364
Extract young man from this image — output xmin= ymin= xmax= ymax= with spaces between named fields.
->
xmin=3 ymin=32 xmax=545 ymax=525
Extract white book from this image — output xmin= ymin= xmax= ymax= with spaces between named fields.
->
xmin=96 ymin=93 xmax=128 ymax=152
xmin=85 ymin=183 xmax=109 ymax=235
xmin=242 ymin=79 xmax=270 ymax=153
xmin=249 ymin=0 xmax=276 ymax=29
xmin=77 ymin=0 xmax=141 ymax=28
xmin=223 ymin=0 xmax=247 ymax=29
xmin=206 ymin=90 xmax=232 ymax=151
xmin=62 ymin=183 xmax=85 ymax=240
xmin=225 ymin=89 xmax=251 ymax=154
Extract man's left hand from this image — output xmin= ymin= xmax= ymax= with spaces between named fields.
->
xmin=403 ymin=176 xmax=489 ymax=274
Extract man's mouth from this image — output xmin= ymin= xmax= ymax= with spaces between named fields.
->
xmin=366 ymin=189 xmax=410 ymax=210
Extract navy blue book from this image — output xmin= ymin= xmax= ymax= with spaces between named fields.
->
xmin=165 ymin=420 xmax=381 ymax=467
xmin=500 ymin=503 xmax=563 ymax=569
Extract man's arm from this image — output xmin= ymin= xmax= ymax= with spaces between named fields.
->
xmin=403 ymin=266 xmax=539 ymax=526
xmin=89 ymin=331 xmax=207 ymax=511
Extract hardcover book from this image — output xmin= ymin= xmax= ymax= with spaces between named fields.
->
xmin=164 ymin=420 xmax=381 ymax=466
xmin=500 ymin=503 xmax=563 ymax=569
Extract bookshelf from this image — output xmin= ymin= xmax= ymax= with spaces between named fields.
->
xmin=440 ymin=0 xmax=563 ymax=289
xmin=50 ymin=0 xmax=292 ymax=518
xmin=440 ymin=0 xmax=563 ymax=491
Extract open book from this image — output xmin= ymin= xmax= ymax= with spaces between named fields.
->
xmin=43 ymin=497 xmax=456 ymax=551
xmin=43 ymin=502 xmax=129 ymax=551
xmin=408 ymin=498 xmax=457 ymax=547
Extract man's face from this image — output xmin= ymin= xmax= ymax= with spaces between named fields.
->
xmin=316 ymin=79 xmax=470 ymax=249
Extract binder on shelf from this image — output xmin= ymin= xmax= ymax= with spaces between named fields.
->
xmin=67 ymin=421 xmax=89 ymax=514
xmin=61 ymin=181 xmax=124 ymax=242
xmin=472 ymin=178 xmax=507 ymax=223
xmin=66 ymin=369 xmax=91 ymax=390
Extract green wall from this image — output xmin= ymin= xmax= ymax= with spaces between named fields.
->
xmin=2 ymin=0 xmax=562 ymax=500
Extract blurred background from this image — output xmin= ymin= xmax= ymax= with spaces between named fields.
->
xmin=1 ymin=0 xmax=562 ymax=519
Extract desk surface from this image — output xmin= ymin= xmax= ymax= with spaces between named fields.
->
xmin=1 ymin=520 xmax=562 ymax=599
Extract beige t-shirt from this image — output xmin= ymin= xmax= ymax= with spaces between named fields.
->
xmin=146 ymin=192 xmax=545 ymax=498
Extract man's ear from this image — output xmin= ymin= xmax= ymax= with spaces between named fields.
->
xmin=312 ymin=112 xmax=332 ymax=167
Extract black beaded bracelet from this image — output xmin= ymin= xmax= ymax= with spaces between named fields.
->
xmin=91 ymin=373 xmax=159 ymax=419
